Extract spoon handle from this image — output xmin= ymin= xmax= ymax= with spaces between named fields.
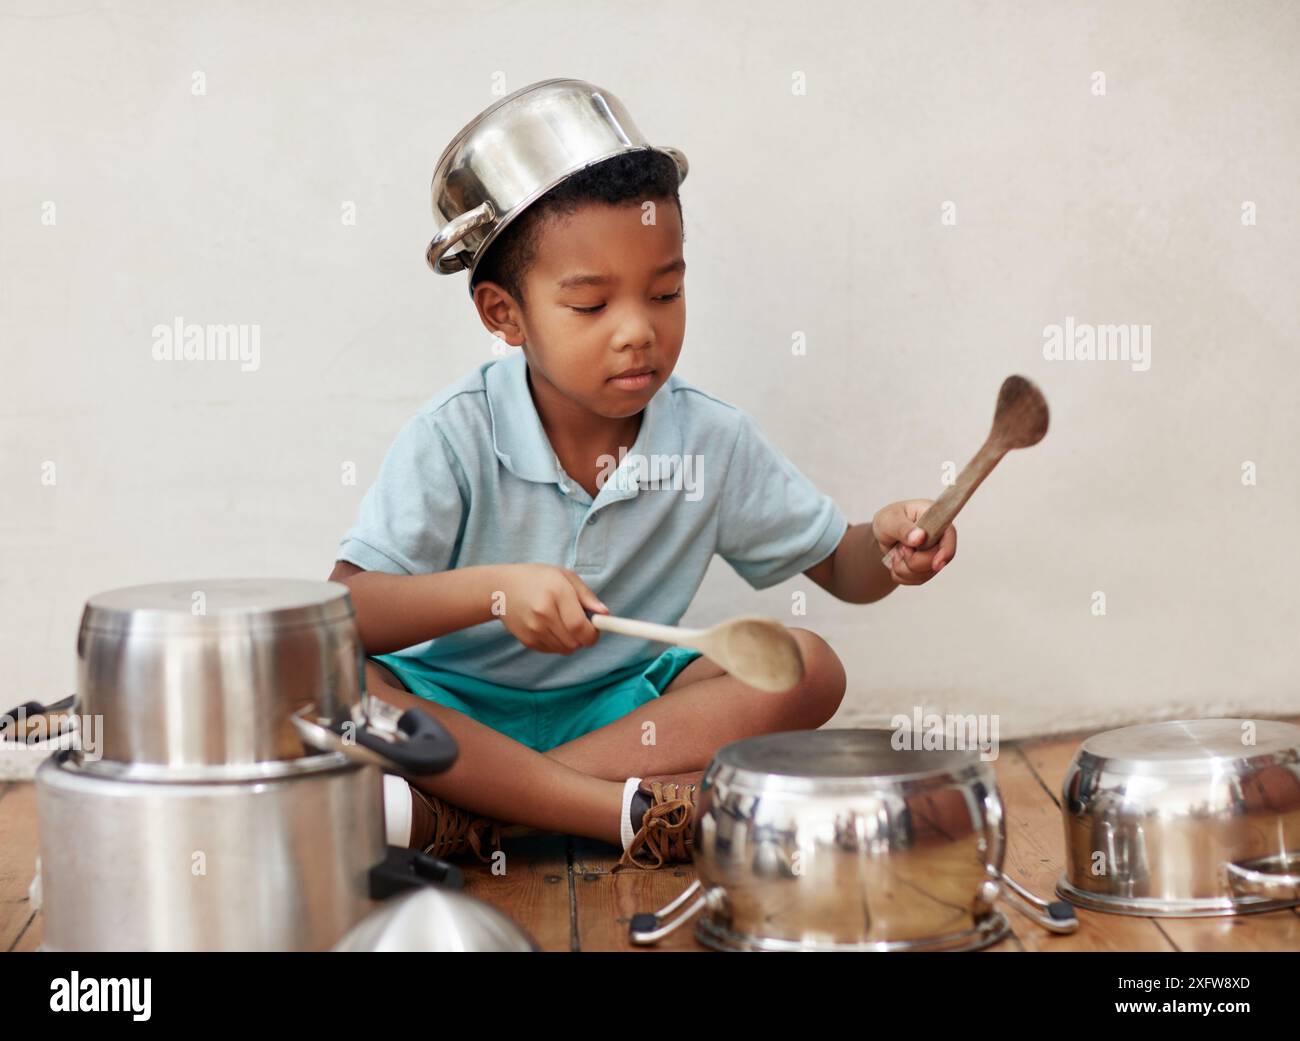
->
xmin=590 ymin=613 xmax=700 ymax=647
xmin=881 ymin=439 xmax=1006 ymax=565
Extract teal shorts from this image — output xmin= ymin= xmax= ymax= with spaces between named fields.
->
xmin=369 ymin=646 xmax=704 ymax=753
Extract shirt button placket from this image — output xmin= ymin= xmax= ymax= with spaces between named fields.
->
xmin=575 ymin=507 xmax=607 ymax=572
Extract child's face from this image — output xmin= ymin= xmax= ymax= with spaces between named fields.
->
xmin=479 ymin=200 xmax=686 ymax=420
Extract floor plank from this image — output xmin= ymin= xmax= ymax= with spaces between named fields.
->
xmin=1154 ymin=911 xmax=1300 ymax=952
xmin=457 ymin=827 xmax=572 ymax=952
xmin=0 ymin=782 xmax=42 ymax=953
xmin=570 ymin=837 xmax=706 ymax=951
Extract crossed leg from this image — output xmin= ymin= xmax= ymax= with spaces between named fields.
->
xmin=366 ymin=629 xmax=846 ymax=848
xmin=542 ymin=629 xmax=846 ymax=780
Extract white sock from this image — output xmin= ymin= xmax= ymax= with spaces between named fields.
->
xmin=382 ymin=773 xmax=413 ymax=848
xmin=620 ymin=776 xmax=643 ymax=852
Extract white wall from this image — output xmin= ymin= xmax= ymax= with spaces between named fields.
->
xmin=3 ymin=0 xmax=1298 ymax=739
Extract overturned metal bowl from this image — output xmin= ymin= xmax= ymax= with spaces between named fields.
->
xmin=332 ymin=887 xmax=536 ymax=953
xmin=630 ymin=729 xmax=1077 ymax=952
xmin=425 ymin=78 xmax=687 ymax=290
xmin=1058 ymin=718 xmax=1300 ymax=917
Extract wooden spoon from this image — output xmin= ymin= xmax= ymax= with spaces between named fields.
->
xmin=883 ymin=374 xmax=1049 ymax=565
xmin=589 ymin=613 xmax=804 ymax=693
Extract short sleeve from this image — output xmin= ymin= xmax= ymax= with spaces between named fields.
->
xmin=715 ymin=410 xmax=848 ymax=590
xmin=337 ymin=414 xmax=467 ymax=575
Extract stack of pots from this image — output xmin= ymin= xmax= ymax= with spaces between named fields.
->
xmin=34 ymin=578 xmax=458 ymax=952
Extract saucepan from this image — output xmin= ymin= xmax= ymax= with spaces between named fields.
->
xmin=425 ymin=77 xmax=688 ymax=291
xmin=69 ymin=577 xmax=456 ymax=780
xmin=629 ymin=729 xmax=1077 ymax=952
xmin=1057 ymin=718 xmax=1300 ymax=917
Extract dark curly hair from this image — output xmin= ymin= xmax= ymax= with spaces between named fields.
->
xmin=469 ymin=147 xmax=684 ymax=309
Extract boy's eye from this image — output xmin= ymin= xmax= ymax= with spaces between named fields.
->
xmin=567 ymin=289 xmax=682 ymax=315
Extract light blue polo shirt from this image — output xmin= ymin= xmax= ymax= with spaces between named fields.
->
xmin=337 ymin=349 xmax=848 ymax=690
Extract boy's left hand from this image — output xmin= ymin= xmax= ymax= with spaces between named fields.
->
xmin=873 ymin=500 xmax=957 ymax=586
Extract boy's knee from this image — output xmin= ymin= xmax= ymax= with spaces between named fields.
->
xmin=785 ymin=628 xmax=846 ymax=727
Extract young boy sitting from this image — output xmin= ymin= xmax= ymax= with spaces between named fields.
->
xmin=330 ymin=107 xmax=956 ymax=871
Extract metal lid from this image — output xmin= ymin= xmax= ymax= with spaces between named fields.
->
xmin=80 ymin=578 xmax=353 ymax=635
xmin=1079 ymin=718 xmax=1300 ymax=773
xmin=714 ymin=729 xmax=990 ymax=791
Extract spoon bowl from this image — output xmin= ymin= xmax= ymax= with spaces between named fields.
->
xmin=590 ymin=613 xmax=805 ymax=693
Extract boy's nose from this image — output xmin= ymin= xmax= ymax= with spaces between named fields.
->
xmin=613 ymin=314 xmax=655 ymax=351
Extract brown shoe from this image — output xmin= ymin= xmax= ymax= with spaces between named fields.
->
xmin=409 ymin=786 xmax=503 ymax=864
xmin=614 ymin=779 xmax=699 ymax=871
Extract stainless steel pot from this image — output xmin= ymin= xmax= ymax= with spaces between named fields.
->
xmin=630 ymin=729 xmax=1076 ymax=952
xmin=34 ymin=578 xmax=463 ymax=951
xmin=74 ymin=578 xmax=455 ymax=780
xmin=425 ymin=77 xmax=688 ymax=291
xmin=1058 ymin=718 xmax=1300 ymax=917
xmin=36 ymin=749 xmax=391 ymax=951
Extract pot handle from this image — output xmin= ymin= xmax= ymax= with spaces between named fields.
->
xmin=998 ymin=871 xmax=1079 ymax=934
xmin=291 ymin=704 xmax=459 ymax=778
xmin=658 ymin=145 xmax=690 ymax=183
xmin=369 ymin=845 xmax=464 ymax=899
xmin=628 ymin=879 xmax=709 ymax=945
xmin=426 ymin=201 xmax=496 ymax=274
xmin=357 ymin=708 xmax=459 ymax=776
xmin=3 ymin=694 xmax=77 ymax=720
xmin=1225 ymin=853 xmax=1300 ymax=902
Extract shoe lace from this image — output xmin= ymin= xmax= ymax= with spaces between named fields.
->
xmin=411 ymin=786 xmax=502 ymax=864
xmin=615 ymin=781 xmax=697 ymax=872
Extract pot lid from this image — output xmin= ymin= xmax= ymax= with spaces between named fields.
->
xmin=80 ymin=578 xmax=353 ymax=635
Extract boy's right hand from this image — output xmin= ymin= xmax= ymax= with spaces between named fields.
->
xmin=493 ymin=564 xmax=608 ymax=655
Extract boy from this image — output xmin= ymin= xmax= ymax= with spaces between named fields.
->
xmin=331 ymin=110 xmax=957 ymax=872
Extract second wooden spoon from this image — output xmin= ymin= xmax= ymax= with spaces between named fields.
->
xmin=883 ymin=374 xmax=1049 ymax=566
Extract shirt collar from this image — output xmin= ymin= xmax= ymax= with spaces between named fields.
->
xmin=484 ymin=350 xmax=682 ymax=498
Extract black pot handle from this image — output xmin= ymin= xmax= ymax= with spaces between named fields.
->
xmin=355 ymin=708 xmax=459 ymax=776
xmin=369 ymin=845 xmax=464 ymax=899
xmin=290 ymin=704 xmax=459 ymax=778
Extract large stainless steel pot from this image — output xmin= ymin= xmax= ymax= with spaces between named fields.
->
xmin=1058 ymin=718 xmax=1300 ymax=917
xmin=36 ymin=749 xmax=387 ymax=951
xmin=425 ymin=77 xmax=688 ymax=291
xmin=630 ymin=729 xmax=1076 ymax=952
xmin=34 ymin=578 xmax=462 ymax=951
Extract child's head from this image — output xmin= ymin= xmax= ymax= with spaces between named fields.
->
xmin=471 ymin=149 xmax=686 ymax=422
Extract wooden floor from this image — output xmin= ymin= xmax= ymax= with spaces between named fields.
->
xmin=6 ymin=721 xmax=1300 ymax=953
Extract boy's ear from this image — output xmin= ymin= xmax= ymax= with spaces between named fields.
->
xmin=473 ymin=280 xmax=526 ymax=347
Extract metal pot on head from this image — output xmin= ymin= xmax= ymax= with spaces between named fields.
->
xmin=425 ymin=78 xmax=688 ymax=290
